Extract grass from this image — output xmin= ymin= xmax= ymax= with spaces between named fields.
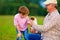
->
xmin=0 ymin=15 xmax=44 ymax=40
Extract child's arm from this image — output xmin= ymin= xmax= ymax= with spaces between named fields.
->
xmin=28 ymin=20 xmax=33 ymax=27
xmin=16 ymin=25 xmax=20 ymax=33
xmin=14 ymin=17 xmax=21 ymax=38
xmin=27 ymin=17 xmax=32 ymax=27
xmin=15 ymin=25 xmax=21 ymax=38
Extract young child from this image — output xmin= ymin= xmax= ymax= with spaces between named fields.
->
xmin=30 ymin=16 xmax=38 ymax=33
xmin=14 ymin=6 xmax=29 ymax=40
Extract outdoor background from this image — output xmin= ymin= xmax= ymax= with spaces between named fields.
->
xmin=0 ymin=0 xmax=60 ymax=40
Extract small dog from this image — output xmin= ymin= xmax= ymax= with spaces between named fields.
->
xmin=30 ymin=16 xmax=38 ymax=33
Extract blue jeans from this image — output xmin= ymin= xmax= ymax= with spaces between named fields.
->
xmin=16 ymin=29 xmax=28 ymax=40
xmin=28 ymin=33 xmax=42 ymax=40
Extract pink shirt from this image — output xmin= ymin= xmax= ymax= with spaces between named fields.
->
xmin=14 ymin=13 xmax=29 ymax=31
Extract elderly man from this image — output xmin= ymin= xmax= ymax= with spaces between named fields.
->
xmin=30 ymin=0 xmax=60 ymax=40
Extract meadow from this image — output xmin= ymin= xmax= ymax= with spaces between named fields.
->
xmin=0 ymin=15 xmax=44 ymax=40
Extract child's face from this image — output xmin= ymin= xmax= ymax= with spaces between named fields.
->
xmin=20 ymin=14 xmax=27 ymax=18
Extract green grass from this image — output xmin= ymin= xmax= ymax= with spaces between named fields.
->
xmin=0 ymin=15 xmax=44 ymax=40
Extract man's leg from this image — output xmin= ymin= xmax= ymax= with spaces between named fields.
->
xmin=28 ymin=33 xmax=42 ymax=40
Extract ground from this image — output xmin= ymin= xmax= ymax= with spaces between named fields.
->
xmin=0 ymin=15 xmax=44 ymax=40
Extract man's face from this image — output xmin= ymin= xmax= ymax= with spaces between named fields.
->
xmin=46 ymin=4 xmax=55 ymax=12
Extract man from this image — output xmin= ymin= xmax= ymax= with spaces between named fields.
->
xmin=31 ymin=0 xmax=60 ymax=40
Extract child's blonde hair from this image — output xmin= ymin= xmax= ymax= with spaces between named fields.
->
xmin=18 ymin=6 xmax=29 ymax=15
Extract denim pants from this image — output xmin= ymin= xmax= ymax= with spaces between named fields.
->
xmin=28 ymin=33 xmax=42 ymax=40
xmin=16 ymin=29 xmax=28 ymax=40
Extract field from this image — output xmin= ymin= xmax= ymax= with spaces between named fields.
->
xmin=0 ymin=15 xmax=44 ymax=40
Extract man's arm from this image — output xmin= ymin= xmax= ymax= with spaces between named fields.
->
xmin=32 ymin=16 xmax=58 ymax=32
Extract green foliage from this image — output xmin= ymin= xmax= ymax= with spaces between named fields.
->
xmin=0 ymin=0 xmax=60 ymax=16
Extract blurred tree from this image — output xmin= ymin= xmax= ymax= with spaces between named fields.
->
xmin=57 ymin=0 xmax=60 ymax=13
xmin=0 ymin=0 xmax=60 ymax=16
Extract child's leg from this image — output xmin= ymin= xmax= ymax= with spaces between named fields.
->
xmin=23 ymin=29 xmax=28 ymax=40
xmin=16 ymin=30 xmax=22 ymax=40
xmin=17 ymin=37 xmax=22 ymax=40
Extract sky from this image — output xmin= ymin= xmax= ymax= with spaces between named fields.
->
xmin=39 ymin=0 xmax=46 ymax=8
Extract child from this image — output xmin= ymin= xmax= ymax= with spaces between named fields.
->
xmin=30 ymin=16 xmax=38 ymax=33
xmin=14 ymin=6 xmax=29 ymax=40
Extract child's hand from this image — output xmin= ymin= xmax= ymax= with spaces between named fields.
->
xmin=17 ymin=32 xmax=21 ymax=38
xmin=30 ymin=20 xmax=34 ymax=27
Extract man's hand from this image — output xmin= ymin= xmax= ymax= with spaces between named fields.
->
xmin=30 ymin=28 xmax=36 ymax=33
